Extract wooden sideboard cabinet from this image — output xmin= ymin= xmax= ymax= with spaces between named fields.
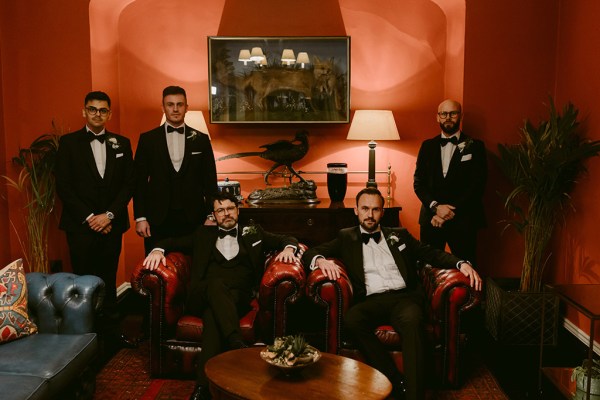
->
xmin=238 ymin=198 xmax=402 ymax=246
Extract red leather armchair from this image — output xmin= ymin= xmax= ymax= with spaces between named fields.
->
xmin=306 ymin=261 xmax=481 ymax=387
xmin=130 ymin=246 xmax=306 ymax=377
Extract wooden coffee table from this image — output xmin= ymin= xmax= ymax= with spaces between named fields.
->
xmin=205 ymin=347 xmax=392 ymax=399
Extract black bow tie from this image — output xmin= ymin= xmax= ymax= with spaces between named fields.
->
xmin=440 ymin=136 xmax=459 ymax=147
xmin=88 ymin=131 xmax=106 ymax=143
xmin=361 ymin=231 xmax=381 ymax=245
xmin=218 ymin=228 xmax=237 ymax=239
xmin=167 ymin=125 xmax=184 ymax=134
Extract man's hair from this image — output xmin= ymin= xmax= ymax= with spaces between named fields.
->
xmin=162 ymin=86 xmax=187 ymax=100
xmin=211 ymin=191 xmax=240 ymax=210
xmin=355 ymin=187 xmax=385 ymax=206
xmin=85 ymin=91 xmax=111 ymax=107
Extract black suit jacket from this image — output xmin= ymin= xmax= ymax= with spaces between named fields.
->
xmin=156 ymin=224 xmax=298 ymax=304
xmin=413 ymin=132 xmax=487 ymax=228
xmin=302 ymin=226 xmax=461 ymax=302
xmin=133 ymin=124 xmax=218 ymax=226
xmin=55 ymin=127 xmax=134 ymax=233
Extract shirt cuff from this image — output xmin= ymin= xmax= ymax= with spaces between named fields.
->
xmin=456 ymin=260 xmax=472 ymax=270
xmin=136 ymin=217 xmax=147 ymax=222
xmin=310 ymin=255 xmax=325 ymax=271
xmin=151 ymin=248 xmax=165 ymax=254
xmin=84 ymin=213 xmax=94 ymax=223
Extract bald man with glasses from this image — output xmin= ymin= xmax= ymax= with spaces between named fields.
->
xmin=413 ymin=99 xmax=487 ymax=264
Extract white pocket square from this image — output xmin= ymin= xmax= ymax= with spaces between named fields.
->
xmin=398 ymin=243 xmax=407 ymax=251
xmin=116 ymin=153 xmax=123 ymax=158
xmin=252 ymin=240 xmax=262 ymax=247
xmin=461 ymin=154 xmax=472 ymax=162
xmin=191 ymin=151 xmax=202 ymax=155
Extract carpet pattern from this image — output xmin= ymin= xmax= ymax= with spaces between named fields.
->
xmin=95 ymin=343 xmax=507 ymax=400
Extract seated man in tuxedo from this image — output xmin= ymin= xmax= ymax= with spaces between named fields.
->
xmin=302 ymin=188 xmax=482 ymax=400
xmin=143 ymin=192 xmax=299 ymax=400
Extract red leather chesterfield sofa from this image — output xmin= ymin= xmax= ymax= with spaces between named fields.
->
xmin=130 ymin=246 xmax=306 ymax=377
xmin=306 ymin=261 xmax=481 ymax=387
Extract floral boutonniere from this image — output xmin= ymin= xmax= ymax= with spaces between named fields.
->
xmin=242 ymin=225 xmax=258 ymax=237
xmin=107 ymin=136 xmax=120 ymax=150
xmin=457 ymin=137 xmax=473 ymax=153
xmin=386 ymin=233 xmax=400 ymax=246
xmin=186 ymin=130 xmax=199 ymax=141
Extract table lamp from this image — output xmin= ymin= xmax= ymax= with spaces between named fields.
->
xmin=161 ymin=110 xmax=211 ymax=139
xmin=346 ymin=110 xmax=400 ymax=188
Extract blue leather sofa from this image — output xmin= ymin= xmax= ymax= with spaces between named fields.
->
xmin=0 ymin=272 xmax=104 ymax=400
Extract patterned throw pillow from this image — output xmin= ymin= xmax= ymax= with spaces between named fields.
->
xmin=0 ymin=259 xmax=38 ymax=344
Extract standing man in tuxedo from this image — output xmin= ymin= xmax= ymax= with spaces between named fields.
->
xmin=413 ymin=99 xmax=487 ymax=263
xmin=303 ymin=188 xmax=482 ymax=400
xmin=134 ymin=85 xmax=218 ymax=254
xmin=143 ymin=192 xmax=299 ymax=400
xmin=56 ymin=91 xmax=134 ymax=316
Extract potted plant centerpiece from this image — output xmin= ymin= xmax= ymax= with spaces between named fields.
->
xmin=2 ymin=123 xmax=61 ymax=273
xmin=486 ymin=98 xmax=600 ymax=345
xmin=571 ymin=358 xmax=600 ymax=398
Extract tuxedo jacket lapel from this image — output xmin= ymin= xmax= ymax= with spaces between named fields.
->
xmin=382 ymin=227 xmax=409 ymax=279
xmin=78 ymin=130 xmax=104 ymax=181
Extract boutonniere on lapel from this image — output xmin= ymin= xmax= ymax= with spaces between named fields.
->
xmin=457 ymin=137 xmax=473 ymax=153
xmin=386 ymin=233 xmax=400 ymax=246
xmin=242 ymin=225 xmax=258 ymax=237
xmin=107 ymin=136 xmax=120 ymax=150
xmin=186 ymin=130 xmax=199 ymax=141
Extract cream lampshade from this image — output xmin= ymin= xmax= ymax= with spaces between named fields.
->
xmin=161 ymin=110 xmax=211 ymax=140
xmin=296 ymin=52 xmax=310 ymax=68
xmin=281 ymin=49 xmax=296 ymax=65
xmin=238 ymin=49 xmax=251 ymax=65
xmin=346 ymin=110 xmax=400 ymax=188
xmin=250 ymin=47 xmax=265 ymax=63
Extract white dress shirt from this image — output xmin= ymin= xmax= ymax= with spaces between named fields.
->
xmin=87 ymin=127 xmax=107 ymax=178
xmin=216 ymin=226 xmax=240 ymax=260
xmin=360 ymin=228 xmax=407 ymax=296
xmin=165 ymin=123 xmax=185 ymax=172
xmin=440 ymin=132 xmax=461 ymax=177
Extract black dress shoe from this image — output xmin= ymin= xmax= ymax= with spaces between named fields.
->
xmin=189 ymin=385 xmax=211 ymax=400
xmin=119 ymin=334 xmax=139 ymax=349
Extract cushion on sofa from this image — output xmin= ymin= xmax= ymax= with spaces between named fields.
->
xmin=0 ymin=259 xmax=38 ymax=344
xmin=0 ymin=333 xmax=98 ymax=396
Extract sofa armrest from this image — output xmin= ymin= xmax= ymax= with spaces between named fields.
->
xmin=419 ymin=264 xmax=482 ymax=386
xmin=306 ymin=259 xmax=353 ymax=353
xmin=130 ymin=252 xmax=191 ymax=328
xmin=26 ymin=272 xmax=105 ymax=334
xmin=258 ymin=244 xmax=307 ymax=340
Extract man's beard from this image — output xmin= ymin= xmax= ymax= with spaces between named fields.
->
xmin=440 ymin=121 xmax=460 ymax=134
xmin=360 ymin=218 xmax=379 ymax=232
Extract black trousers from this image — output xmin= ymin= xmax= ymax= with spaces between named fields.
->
xmin=188 ymin=277 xmax=252 ymax=385
xmin=344 ymin=290 xmax=425 ymax=400
xmin=419 ymin=219 xmax=477 ymax=263
xmin=66 ymin=229 xmax=122 ymax=310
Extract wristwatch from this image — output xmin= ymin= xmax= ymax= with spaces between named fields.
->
xmin=105 ymin=211 xmax=115 ymax=220
xmin=430 ymin=201 xmax=439 ymax=214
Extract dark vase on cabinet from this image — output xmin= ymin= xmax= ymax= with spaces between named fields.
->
xmin=326 ymin=163 xmax=348 ymax=202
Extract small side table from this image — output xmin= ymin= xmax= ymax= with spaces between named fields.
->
xmin=540 ymin=284 xmax=600 ymax=399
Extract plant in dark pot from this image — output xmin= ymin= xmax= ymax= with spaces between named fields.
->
xmin=2 ymin=123 xmax=61 ymax=273
xmin=486 ymin=98 xmax=600 ymax=345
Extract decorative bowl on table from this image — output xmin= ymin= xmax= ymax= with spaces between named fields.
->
xmin=260 ymin=335 xmax=321 ymax=374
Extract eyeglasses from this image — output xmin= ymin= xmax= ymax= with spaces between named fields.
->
xmin=438 ymin=111 xmax=460 ymax=119
xmin=85 ymin=106 xmax=111 ymax=116
xmin=214 ymin=206 xmax=237 ymax=216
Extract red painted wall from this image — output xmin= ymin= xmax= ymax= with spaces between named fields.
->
xmin=3 ymin=2 xmax=600 ymax=332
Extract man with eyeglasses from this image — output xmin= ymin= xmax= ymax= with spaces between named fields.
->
xmin=143 ymin=191 xmax=299 ymax=400
xmin=56 ymin=91 xmax=134 ymax=321
xmin=133 ymin=85 xmax=218 ymax=254
xmin=413 ymin=99 xmax=487 ymax=264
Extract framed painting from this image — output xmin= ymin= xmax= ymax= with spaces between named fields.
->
xmin=208 ymin=36 xmax=350 ymax=123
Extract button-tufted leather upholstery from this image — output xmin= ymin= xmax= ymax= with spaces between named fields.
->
xmin=306 ymin=262 xmax=481 ymax=387
xmin=130 ymin=245 xmax=306 ymax=377
xmin=0 ymin=272 xmax=104 ymax=400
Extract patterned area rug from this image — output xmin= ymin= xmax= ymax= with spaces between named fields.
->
xmin=94 ymin=343 xmax=507 ymax=400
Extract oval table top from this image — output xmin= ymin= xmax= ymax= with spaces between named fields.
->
xmin=205 ymin=346 xmax=392 ymax=400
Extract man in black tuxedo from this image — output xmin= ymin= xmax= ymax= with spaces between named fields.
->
xmin=143 ymin=192 xmax=299 ymax=400
xmin=134 ymin=85 xmax=218 ymax=254
xmin=56 ymin=91 xmax=134 ymax=315
xmin=302 ymin=188 xmax=482 ymax=400
xmin=413 ymin=99 xmax=487 ymax=263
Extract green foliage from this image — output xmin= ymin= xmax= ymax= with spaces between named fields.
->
xmin=497 ymin=98 xmax=600 ymax=292
xmin=2 ymin=123 xmax=61 ymax=273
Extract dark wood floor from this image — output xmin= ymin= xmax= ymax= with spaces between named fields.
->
xmin=106 ymin=289 xmax=587 ymax=400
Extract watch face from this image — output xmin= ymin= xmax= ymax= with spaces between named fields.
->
xmin=106 ymin=212 xmax=114 ymax=220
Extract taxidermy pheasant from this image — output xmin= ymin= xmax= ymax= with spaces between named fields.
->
xmin=217 ymin=130 xmax=309 ymax=184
